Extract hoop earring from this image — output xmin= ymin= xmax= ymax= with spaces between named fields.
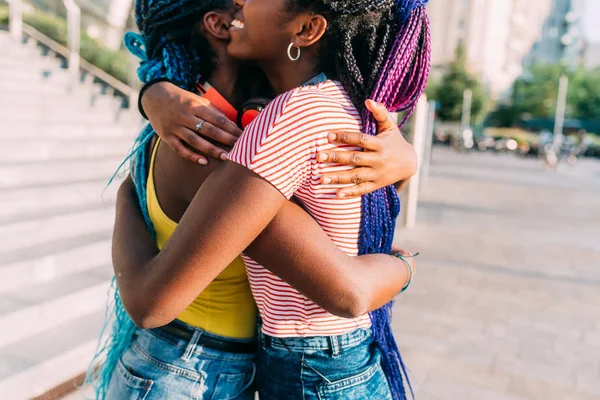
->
xmin=287 ymin=42 xmax=301 ymax=61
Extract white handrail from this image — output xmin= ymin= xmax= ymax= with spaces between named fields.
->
xmin=22 ymin=24 xmax=138 ymax=98
xmin=8 ymin=0 xmax=23 ymax=42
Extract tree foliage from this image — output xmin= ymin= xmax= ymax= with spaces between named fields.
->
xmin=431 ymin=44 xmax=486 ymax=123
xmin=489 ymin=64 xmax=600 ymax=126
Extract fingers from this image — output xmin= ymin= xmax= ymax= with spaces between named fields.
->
xmin=320 ymin=167 xmax=376 ymax=186
xmin=337 ymin=183 xmax=378 ymax=198
xmin=175 ymin=126 xmax=229 ymax=161
xmin=189 ymin=114 xmax=237 ymax=146
xmin=193 ymin=104 xmax=243 ymax=138
xmin=365 ymin=99 xmax=397 ymax=134
xmin=317 ymin=149 xmax=378 ymax=167
xmin=163 ymin=136 xmax=208 ymax=165
xmin=175 ymin=113 xmax=235 ymax=161
xmin=326 ymin=131 xmax=380 ymax=152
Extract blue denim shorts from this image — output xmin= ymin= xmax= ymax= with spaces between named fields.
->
xmin=106 ymin=321 xmax=257 ymax=400
xmin=256 ymin=328 xmax=392 ymax=400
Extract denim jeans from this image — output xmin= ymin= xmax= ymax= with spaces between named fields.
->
xmin=256 ymin=328 xmax=393 ymax=400
xmin=106 ymin=321 xmax=257 ymax=400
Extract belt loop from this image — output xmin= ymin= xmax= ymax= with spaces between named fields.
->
xmin=329 ymin=335 xmax=341 ymax=359
xmin=181 ymin=329 xmax=202 ymax=361
xmin=264 ymin=334 xmax=272 ymax=350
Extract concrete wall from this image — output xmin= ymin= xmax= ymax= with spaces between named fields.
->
xmin=428 ymin=0 xmax=553 ymax=96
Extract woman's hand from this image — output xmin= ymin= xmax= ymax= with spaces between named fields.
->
xmin=142 ymin=82 xmax=243 ymax=165
xmin=317 ymin=100 xmax=418 ymax=198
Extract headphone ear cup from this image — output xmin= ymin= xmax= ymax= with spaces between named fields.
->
xmin=240 ymin=109 xmax=261 ymax=129
xmin=237 ymin=98 xmax=272 ymax=129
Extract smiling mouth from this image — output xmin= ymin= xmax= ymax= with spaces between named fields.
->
xmin=230 ymin=19 xmax=245 ymax=29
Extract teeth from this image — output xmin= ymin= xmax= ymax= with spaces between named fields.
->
xmin=231 ymin=19 xmax=244 ymax=29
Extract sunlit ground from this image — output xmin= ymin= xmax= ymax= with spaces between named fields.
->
xmin=394 ymin=147 xmax=600 ymax=400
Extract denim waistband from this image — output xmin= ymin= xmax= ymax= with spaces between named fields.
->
xmin=152 ymin=319 xmax=257 ymax=345
xmin=260 ymin=328 xmax=372 ymax=352
xmin=142 ymin=319 xmax=257 ymax=362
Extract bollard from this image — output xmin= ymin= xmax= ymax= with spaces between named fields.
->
xmin=402 ymin=95 xmax=428 ymax=229
xmin=420 ymin=100 xmax=436 ymax=191
xmin=63 ymin=0 xmax=81 ymax=77
xmin=9 ymin=0 xmax=23 ymax=42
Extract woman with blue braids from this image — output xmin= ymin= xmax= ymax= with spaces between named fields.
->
xmin=88 ymin=0 xmax=429 ymax=399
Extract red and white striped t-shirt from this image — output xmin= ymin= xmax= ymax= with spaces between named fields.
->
xmin=228 ymin=79 xmax=372 ymax=338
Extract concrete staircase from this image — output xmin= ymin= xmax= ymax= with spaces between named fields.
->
xmin=0 ymin=30 xmax=142 ymax=399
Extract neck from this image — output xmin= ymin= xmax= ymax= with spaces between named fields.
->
xmin=206 ymin=47 xmax=243 ymax=107
xmin=259 ymin=57 xmax=320 ymax=95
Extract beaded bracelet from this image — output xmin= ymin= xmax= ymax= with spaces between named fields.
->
xmin=391 ymin=252 xmax=418 ymax=293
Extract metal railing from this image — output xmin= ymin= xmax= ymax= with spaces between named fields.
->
xmin=7 ymin=0 xmax=138 ymax=106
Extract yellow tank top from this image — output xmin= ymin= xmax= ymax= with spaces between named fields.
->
xmin=146 ymin=138 xmax=257 ymax=339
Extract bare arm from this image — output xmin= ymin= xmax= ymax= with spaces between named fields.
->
xmin=245 ymin=200 xmax=410 ymax=319
xmin=114 ymin=162 xmax=287 ymax=328
xmin=114 ymin=175 xmax=412 ymax=328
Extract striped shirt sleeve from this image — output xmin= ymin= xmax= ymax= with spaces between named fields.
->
xmin=228 ymin=89 xmax=317 ymax=199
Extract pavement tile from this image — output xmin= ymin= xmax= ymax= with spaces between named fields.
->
xmin=393 ymin=148 xmax=600 ymax=400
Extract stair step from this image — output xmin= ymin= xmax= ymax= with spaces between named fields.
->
xmin=0 ymin=53 xmax=64 ymax=70
xmin=0 ymin=79 xmax=87 ymax=95
xmin=0 ymin=107 xmax=124 ymax=125
xmin=0 ymin=231 xmax=112 ymax=275
xmin=0 ymin=69 xmax=72 ymax=85
xmin=0 ymin=109 xmax=142 ymax=127
xmin=0 ymin=206 xmax=115 ymax=253
xmin=0 ymin=121 xmax=144 ymax=138
xmin=0 ymin=237 xmax=112 ymax=294
xmin=0 ymin=158 xmax=125 ymax=189
xmin=0 ymin=180 xmax=120 ymax=222
xmin=0 ymin=265 xmax=112 ymax=349
xmin=0 ymin=139 xmax=132 ymax=164
xmin=0 ymin=93 xmax=123 ymax=114
xmin=0 ymin=312 xmax=105 ymax=400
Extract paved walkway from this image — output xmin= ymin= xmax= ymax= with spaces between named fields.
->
xmin=393 ymin=147 xmax=600 ymax=400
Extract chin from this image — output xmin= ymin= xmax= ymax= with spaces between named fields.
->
xmin=226 ymin=44 xmax=254 ymax=61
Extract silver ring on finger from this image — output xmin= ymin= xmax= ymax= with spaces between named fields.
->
xmin=195 ymin=120 xmax=205 ymax=134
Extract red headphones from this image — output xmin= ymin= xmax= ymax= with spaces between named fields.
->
xmin=237 ymin=98 xmax=272 ymax=129
xmin=196 ymin=79 xmax=271 ymax=129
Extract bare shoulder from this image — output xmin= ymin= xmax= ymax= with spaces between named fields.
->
xmin=153 ymin=140 xmax=220 ymax=219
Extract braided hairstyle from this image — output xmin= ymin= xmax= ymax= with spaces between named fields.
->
xmin=86 ymin=2 xmax=231 ymax=399
xmin=134 ymin=0 xmax=231 ymax=87
xmin=286 ymin=1 xmax=431 ymax=399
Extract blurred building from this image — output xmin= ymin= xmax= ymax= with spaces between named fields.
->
xmin=583 ymin=42 xmax=600 ymax=69
xmin=524 ymin=0 xmax=585 ymax=69
xmin=427 ymin=0 xmax=586 ymax=96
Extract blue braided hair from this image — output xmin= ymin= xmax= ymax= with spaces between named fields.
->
xmin=85 ymin=1 xmax=229 ymax=398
